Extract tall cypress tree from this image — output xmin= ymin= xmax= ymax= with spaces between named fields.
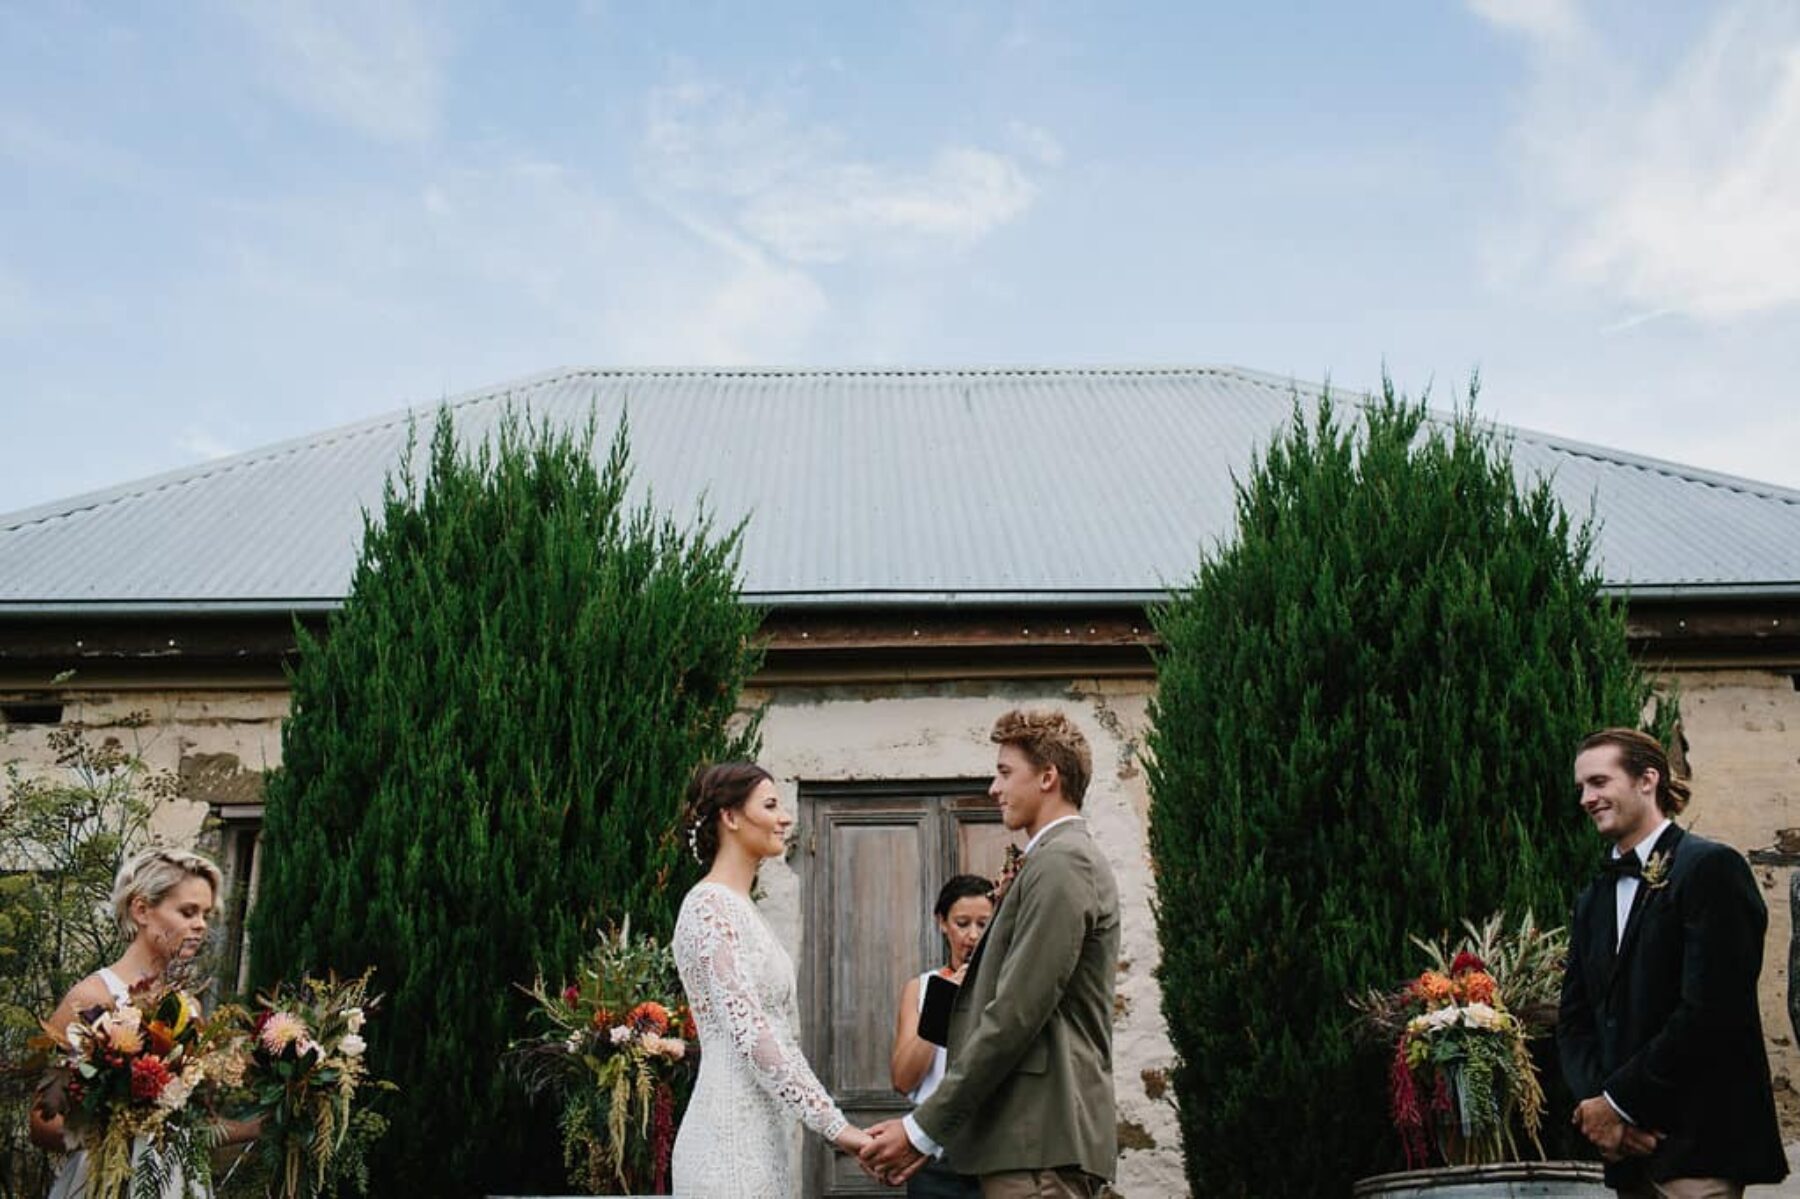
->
xmin=1146 ymin=382 xmax=1670 ymax=1196
xmin=248 ymin=408 xmax=761 ymax=1196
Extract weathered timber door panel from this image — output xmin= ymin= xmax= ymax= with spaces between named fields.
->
xmin=799 ymin=780 xmax=1015 ymax=1197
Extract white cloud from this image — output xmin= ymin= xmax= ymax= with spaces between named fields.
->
xmin=738 ymin=147 xmax=1035 ymax=265
xmin=1478 ymin=1 xmax=1800 ymax=321
xmin=1466 ymin=0 xmax=1582 ymax=44
xmin=174 ymin=427 xmax=237 ymax=460
xmin=1007 ymin=121 xmax=1066 ymax=167
xmin=641 ymin=75 xmax=1042 ymax=266
xmin=233 ymin=0 xmax=446 ymax=143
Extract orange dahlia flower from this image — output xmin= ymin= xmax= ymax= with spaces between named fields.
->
xmin=1459 ymin=970 xmax=1498 ymax=1005
xmin=628 ymin=1002 xmax=671 ymax=1034
xmin=1415 ymin=971 xmax=1454 ymax=1004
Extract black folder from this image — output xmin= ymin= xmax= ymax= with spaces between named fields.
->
xmin=918 ymin=972 xmax=959 ymax=1047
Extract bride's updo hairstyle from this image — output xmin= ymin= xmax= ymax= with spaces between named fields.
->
xmin=111 ymin=847 xmax=223 ymax=943
xmin=683 ymin=762 xmax=774 ymax=867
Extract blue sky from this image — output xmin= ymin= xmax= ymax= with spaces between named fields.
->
xmin=3 ymin=0 xmax=1798 ymax=515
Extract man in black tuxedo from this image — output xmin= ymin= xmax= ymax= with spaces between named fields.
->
xmin=1558 ymin=728 xmax=1787 ymax=1198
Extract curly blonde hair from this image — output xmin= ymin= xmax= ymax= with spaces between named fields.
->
xmin=110 ymin=847 xmax=222 ymax=943
xmin=991 ymin=708 xmax=1093 ymax=807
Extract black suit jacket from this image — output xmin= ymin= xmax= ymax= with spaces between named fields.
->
xmin=1557 ymin=824 xmax=1787 ymax=1187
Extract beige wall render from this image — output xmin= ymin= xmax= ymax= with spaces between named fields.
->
xmin=0 ymin=688 xmax=287 ymax=847
xmin=1666 ymin=668 xmax=1800 ymax=1131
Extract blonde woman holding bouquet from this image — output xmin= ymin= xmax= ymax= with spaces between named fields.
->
xmin=30 ymin=848 xmax=257 ymax=1198
xmin=670 ymin=762 xmax=871 ymax=1196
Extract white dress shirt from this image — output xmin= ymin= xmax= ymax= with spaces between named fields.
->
xmin=1603 ymin=816 xmax=1672 ymax=1126
xmin=1613 ymin=818 xmax=1671 ymax=951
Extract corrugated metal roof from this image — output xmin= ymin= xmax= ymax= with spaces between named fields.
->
xmin=2 ymin=365 xmax=1797 ymax=611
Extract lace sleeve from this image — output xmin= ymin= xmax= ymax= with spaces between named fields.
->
xmin=680 ymin=887 xmax=848 ymax=1141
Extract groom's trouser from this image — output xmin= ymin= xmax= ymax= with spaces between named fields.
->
xmin=980 ymin=1167 xmax=1105 ymax=1199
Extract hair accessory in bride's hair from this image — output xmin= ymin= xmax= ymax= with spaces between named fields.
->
xmin=687 ymin=820 xmax=703 ymax=865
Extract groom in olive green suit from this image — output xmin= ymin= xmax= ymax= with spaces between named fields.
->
xmin=862 ymin=709 xmax=1121 ymax=1199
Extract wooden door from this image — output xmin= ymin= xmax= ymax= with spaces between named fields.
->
xmin=798 ymin=780 xmax=1018 ymax=1197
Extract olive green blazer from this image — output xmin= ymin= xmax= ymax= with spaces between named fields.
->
xmin=912 ymin=818 xmax=1121 ymax=1180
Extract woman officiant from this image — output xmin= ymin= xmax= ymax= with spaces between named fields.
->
xmin=887 ymin=874 xmax=995 ymax=1199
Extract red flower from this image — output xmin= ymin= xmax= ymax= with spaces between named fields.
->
xmin=561 ymin=984 xmax=581 ymax=1005
xmin=651 ymin=1081 xmax=676 ymax=1193
xmin=131 ymin=1055 xmax=172 ymax=1101
xmin=1449 ymin=950 xmax=1485 ymax=976
xmin=1389 ymin=1042 xmax=1428 ymax=1170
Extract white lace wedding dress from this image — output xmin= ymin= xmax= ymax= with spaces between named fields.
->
xmin=671 ymin=881 xmax=848 ymax=1197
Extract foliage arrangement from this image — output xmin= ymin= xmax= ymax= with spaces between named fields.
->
xmin=1354 ymin=913 xmax=1568 ymax=1168
xmin=511 ymin=922 xmax=697 ymax=1194
xmin=1146 ymin=380 xmax=1673 ymax=1196
xmin=247 ymin=409 xmax=762 ymax=1195
xmin=35 ymin=974 xmax=248 ymax=1199
xmin=224 ymin=971 xmax=388 ymax=1199
xmin=1 ymin=715 xmax=175 ymax=1198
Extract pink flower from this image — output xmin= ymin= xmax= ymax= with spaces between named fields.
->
xmin=259 ymin=1011 xmax=308 ymax=1054
xmin=561 ymin=984 xmax=581 ymax=1005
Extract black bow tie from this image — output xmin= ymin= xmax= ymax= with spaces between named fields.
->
xmin=1601 ymin=853 xmax=1642 ymax=882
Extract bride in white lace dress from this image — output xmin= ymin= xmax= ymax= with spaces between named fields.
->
xmin=671 ymin=763 xmax=871 ymax=1197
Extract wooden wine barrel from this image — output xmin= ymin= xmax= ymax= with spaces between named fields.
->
xmin=1353 ymin=1161 xmax=1608 ymax=1198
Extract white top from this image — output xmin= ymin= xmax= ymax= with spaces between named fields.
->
xmin=97 ymin=967 xmax=131 ymax=1004
xmin=907 ymin=969 xmax=950 ymax=1105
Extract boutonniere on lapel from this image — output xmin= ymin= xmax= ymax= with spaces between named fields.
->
xmin=1640 ymin=845 xmax=1673 ymax=891
xmin=990 ymin=843 xmax=1026 ymax=904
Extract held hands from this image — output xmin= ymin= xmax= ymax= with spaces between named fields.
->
xmin=1572 ymin=1096 xmax=1663 ymax=1162
xmin=858 ymin=1118 xmax=927 ymax=1187
xmin=834 ymin=1124 xmax=873 ymax=1157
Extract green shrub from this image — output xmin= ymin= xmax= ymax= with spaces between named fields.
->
xmin=247 ymin=410 xmax=761 ymax=1196
xmin=1146 ymin=381 xmax=1670 ymax=1196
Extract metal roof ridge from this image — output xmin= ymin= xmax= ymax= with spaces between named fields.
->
xmin=0 ymin=365 xmax=1264 ymax=531
xmin=1495 ymin=422 xmax=1800 ymax=505
xmin=0 ymin=366 xmax=604 ymax=533
xmin=6 ymin=364 xmax=1796 ymax=534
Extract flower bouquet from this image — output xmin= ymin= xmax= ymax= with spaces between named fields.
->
xmin=228 ymin=970 xmax=388 ymax=1199
xmin=511 ymin=921 xmax=698 ymax=1195
xmin=36 ymin=976 xmax=251 ymax=1199
xmin=1354 ymin=912 xmax=1569 ymax=1169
